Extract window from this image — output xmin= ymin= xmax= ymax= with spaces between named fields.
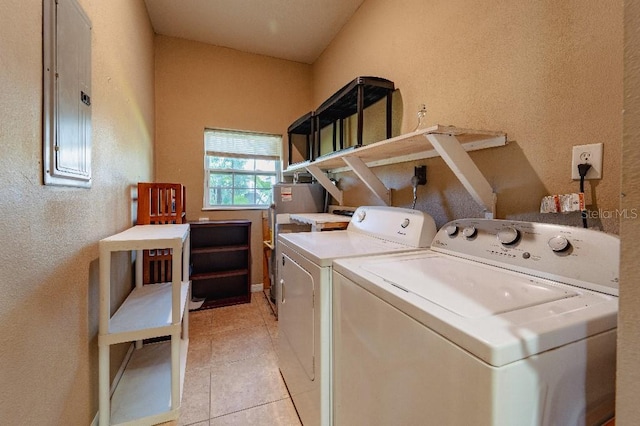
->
xmin=204 ymin=128 xmax=281 ymax=209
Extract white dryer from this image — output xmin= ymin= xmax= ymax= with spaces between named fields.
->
xmin=277 ymin=206 xmax=437 ymax=426
xmin=332 ymin=218 xmax=619 ymax=426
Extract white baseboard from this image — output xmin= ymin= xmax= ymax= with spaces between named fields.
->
xmin=251 ymin=283 xmax=264 ymax=292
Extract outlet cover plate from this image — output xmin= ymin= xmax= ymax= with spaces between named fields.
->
xmin=571 ymin=143 xmax=603 ymax=180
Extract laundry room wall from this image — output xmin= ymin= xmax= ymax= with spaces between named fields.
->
xmin=153 ymin=35 xmax=313 ymax=286
xmin=312 ymin=0 xmax=623 ymax=233
xmin=0 ymin=0 xmax=155 ymax=424
xmin=616 ymin=0 xmax=640 ymax=422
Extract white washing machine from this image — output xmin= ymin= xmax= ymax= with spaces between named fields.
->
xmin=277 ymin=206 xmax=437 ymax=426
xmin=332 ymin=218 xmax=619 ymax=426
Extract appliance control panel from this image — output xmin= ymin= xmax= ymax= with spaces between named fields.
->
xmin=347 ymin=206 xmax=437 ymax=248
xmin=431 ymin=219 xmax=620 ymax=295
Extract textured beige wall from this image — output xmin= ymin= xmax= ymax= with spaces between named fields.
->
xmin=154 ymin=36 xmax=313 ymax=284
xmin=0 ymin=0 xmax=630 ymax=421
xmin=617 ymin=0 xmax=640 ymax=422
xmin=0 ymin=0 xmax=155 ymax=424
xmin=313 ymin=0 xmax=623 ymax=232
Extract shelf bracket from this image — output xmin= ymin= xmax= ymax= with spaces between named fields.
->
xmin=426 ymin=133 xmax=496 ymax=218
xmin=342 ymin=156 xmax=392 ymax=206
xmin=306 ymin=164 xmax=344 ymax=205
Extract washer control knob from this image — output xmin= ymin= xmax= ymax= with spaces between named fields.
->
xmin=548 ymin=235 xmax=570 ymax=252
xmin=497 ymin=227 xmax=520 ymax=245
xmin=355 ymin=210 xmax=366 ymax=222
xmin=462 ymin=226 xmax=477 ymax=239
xmin=401 ymin=218 xmax=410 ymax=228
xmin=445 ymin=225 xmax=458 ymax=236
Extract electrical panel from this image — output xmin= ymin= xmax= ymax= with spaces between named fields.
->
xmin=43 ymin=0 xmax=92 ymax=187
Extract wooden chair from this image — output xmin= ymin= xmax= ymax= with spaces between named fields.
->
xmin=137 ymin=183 xmax=186 ymax=284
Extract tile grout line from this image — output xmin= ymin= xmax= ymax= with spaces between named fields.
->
xmin=208 ymin=396 xmax=296 ymax=422
xmin=180 ymin=292 xmax=291 ymax=426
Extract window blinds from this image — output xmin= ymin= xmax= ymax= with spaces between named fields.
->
xmin=205 ymin=128 xmax=281 ymax=160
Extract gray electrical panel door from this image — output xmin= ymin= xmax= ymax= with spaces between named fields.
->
xmin=43 ymin=0 xmax=92 ymax=187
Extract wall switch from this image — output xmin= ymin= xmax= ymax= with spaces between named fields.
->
xmin=571 ymin=143 xmax=603 ymax=180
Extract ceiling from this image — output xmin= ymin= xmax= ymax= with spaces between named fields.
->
xmin=144 ymin=0 xmax=366 ymax=64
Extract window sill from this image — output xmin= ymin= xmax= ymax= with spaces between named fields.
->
xmin=202 ymin=206 xmax=270 ymax=211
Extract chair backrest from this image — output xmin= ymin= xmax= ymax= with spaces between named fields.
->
xmin=137 ymin=182 xmax=186 ymax=225
xmin=137 ymin=182 xmax=186 ymax=284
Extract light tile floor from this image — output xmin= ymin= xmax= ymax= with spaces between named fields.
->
xmin=161 ymin=292 xmax=301 ymax=426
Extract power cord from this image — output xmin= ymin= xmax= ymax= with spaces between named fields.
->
xmin=411 ymin=175 xmax=419 ymax=209
xmin=410 ymin=166 xmax=426 ymax=210
xmin=578 ymin=163 xmax=592 ymax=228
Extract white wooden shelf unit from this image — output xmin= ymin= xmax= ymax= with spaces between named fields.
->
xmin=98 ymin=224 xmax=190 ymax=426
xmin=286 ymin=124 xmax=507 ymax=218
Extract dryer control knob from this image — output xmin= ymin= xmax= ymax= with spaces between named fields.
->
xmin=497 ymin=227 xmax=520 ymax=245
xmin=445 ymin=225 xmax=458 ymax=236
xmin=355 ymin=210 xmax=366 ymax=222
xmin=548 ymin=235 xmax=570 ymax=252
xmin=401 ymin=218 xmax=410 ymax=228
xmin=462 ymin=226 xmax=477 ymax=238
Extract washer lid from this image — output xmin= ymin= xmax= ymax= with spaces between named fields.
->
xmin=363 ymin=255 xmax=578 ymax=318
xmin=336 ymin=250 xmax=618 ymax=367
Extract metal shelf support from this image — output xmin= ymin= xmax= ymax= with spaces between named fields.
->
xmin=342 ymin=156 xmax=391 ymax=205
xmin=306 ymin=165 xmax=344 ymax=205
xmin=287 ymin=125 xmax=505 ymax=216
xmin=426 ymin=133 xmax=496 ymax=218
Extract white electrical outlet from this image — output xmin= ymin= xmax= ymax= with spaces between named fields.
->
xmin=571 ymin=143 xmax=603 ymax=180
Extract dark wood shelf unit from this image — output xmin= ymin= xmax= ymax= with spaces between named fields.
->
xmin=191 ymin=269 xmax=249 ymax=280
xmin=191 ymin=244 xmax=249 ymax=255
xmin=189 ymin=220 xmax=251 ymax=309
